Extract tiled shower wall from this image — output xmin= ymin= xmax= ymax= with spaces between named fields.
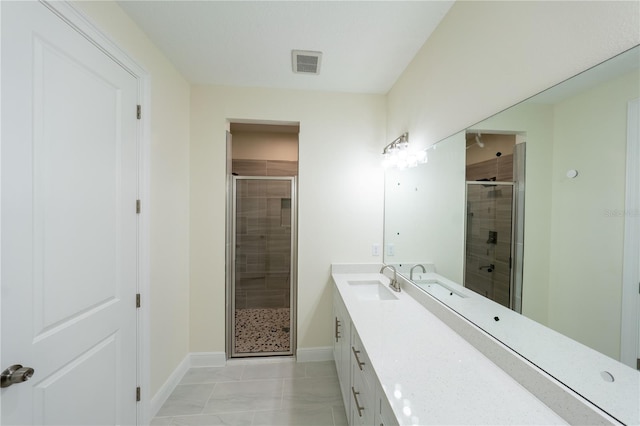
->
xmin=233 ymin=160 xmax=297 ymax=310
xmin=465 ymin=155 xmax=513 ymax=308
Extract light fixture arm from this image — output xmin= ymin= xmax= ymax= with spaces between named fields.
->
xmin=382 ymin=132 xmax=409 ymax=155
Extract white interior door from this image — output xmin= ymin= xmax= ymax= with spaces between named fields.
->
xmin=1 ymin=2 xmax=139 ymax=424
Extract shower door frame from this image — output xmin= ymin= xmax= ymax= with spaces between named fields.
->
xmin=228 ymin=175 xmax=298 ymax=358
xmin=463 ymin=181 xmax=522 ymax=311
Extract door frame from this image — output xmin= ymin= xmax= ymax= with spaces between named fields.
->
xmin=621 ymin=98 xmax=640 ymax=369
xmin=0 ymin=1 xmax=152 ymax=423
xmin=228 ymin=175 xmax=298 ymax=358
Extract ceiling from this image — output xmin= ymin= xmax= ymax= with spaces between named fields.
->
xmin=117 ymin=1 xmax=455 ymax=94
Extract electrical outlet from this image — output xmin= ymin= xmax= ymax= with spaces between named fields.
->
xmin=372 ymin=244 xmax=381 ymax=256
xmin=386 ymin=244 xmax=395 ymax=256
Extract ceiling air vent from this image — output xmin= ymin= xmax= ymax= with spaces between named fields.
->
xmin=292 ymin=50 xmax=322 ymax=75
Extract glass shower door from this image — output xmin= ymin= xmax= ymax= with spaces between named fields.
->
xmin=464 ymin=182 xmax=514 ymax=309
xmin=231 ymin=176 xmax=296 ymax=357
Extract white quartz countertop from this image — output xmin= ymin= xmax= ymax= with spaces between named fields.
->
xmin=332 ymin=269 xmax=568 ymax=425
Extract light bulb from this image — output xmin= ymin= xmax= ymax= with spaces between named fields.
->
xmin=416 ymin=150 xmax=428 ymax=163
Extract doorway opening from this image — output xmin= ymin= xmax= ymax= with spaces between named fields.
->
xmin=464 ymin=132 xmax=525 ymax=312
xmin=227 ymin=122 xmax=299 ymax=357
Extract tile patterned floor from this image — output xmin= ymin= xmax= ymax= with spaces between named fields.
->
xmin=152 ymin=360 xmax=347 ymax=426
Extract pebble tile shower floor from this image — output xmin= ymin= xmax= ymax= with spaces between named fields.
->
xmin=151 ymin=360 xmax=347 ymax=426
xmin=235 ymin=308 xmax=290 ymax=353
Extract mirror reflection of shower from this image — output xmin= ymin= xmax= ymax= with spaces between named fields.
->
xmin=464 ymin=132 xmax=524 ymax=311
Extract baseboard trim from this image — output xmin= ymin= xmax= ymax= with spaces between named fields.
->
xmin=190 ymin=351 xmax=227 ymax=367
xmin=149 ymin=354 xmax=191 ymax=418
xmin=150 ymin=352 xmax=226 ymax=418
xmin=296 ymin=346 xmax=333 ymax=362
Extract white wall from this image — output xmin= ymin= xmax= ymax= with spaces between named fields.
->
xmin=548 ymin=70 xmax=640 ymax=359
xmin=190 ymin=86 xmax=386 ymax=352
xmin=72 ymin=1 xmax=191 ymax=397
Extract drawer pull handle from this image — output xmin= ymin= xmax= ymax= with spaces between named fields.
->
xmin=352 ymin=346 xmax=365 ymax=370
xmin=335 ymin=318 xmax=341 ymax=342
xmin=351 ymin=386 xmax=364 ymax=417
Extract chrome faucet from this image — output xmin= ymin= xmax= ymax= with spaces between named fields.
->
xmin=380 ymin=265 xmax=401 ymax=292
xmin=410 ymin=264 xmax=426 ymax=280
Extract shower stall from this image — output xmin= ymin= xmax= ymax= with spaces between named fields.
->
xmin=463 ymin=135 xmax=524 ymax=312
xmin=230 ymin=176 xmax=297 ymax=357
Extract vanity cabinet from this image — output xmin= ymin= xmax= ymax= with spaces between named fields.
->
xmin=350 ymin=328 xmax=375 ymax=425
xmin=334 ymin=283 xmax=399 ymax=426
xmin=375 ymin=383 xmax=399 ymax=426
xmin=333 ymin=289 xmax=352 ymax=411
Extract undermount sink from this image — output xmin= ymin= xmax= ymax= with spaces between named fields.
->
xmin=416 ymin=280 xmax=466 ymax=299
xmin=347 ymin=280 xmax=398 ymax=301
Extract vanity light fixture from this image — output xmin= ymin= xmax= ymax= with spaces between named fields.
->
xmin=382 ymin=132 xmax=429 ymax=169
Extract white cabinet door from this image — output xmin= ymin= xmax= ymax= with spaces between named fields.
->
xmin=350 ymin=328 xmax=374 ymax=426
xmin=375 ymin=383 xmax=400 ymax=426
xmin=333 ymin=288 xmax=352 ymax=412
xmin=1 ymin=2 xmax=139 ymax=424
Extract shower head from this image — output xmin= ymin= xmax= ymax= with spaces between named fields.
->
xmin=475 ymin=133 xmax=485 ymax=148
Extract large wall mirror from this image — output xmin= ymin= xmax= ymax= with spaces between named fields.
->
xmin=384 ymin=45 xmax=639 ymax=424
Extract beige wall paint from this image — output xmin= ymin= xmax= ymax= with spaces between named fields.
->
xmin=388 ymin=1 xmax=640 ymax=151
xmin=231 ymin=132 xmax=299 ymax=161
xmin=72 ymin=1 xmax=191 ymax=396
xmin=190 ymin=86 xmax=386 ymax=352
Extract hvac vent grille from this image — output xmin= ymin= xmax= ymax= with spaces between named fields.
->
xmin=292 ymin=50 xmax=322 ymax=75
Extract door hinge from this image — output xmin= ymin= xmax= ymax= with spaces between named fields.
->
xmin=136 ymin=293 xmax=141 ymax=308
xmin=136 ymin=199 xmax=141 ymax=214
xmin=136 ymin=387 xmax=141 ymax=402
xmin=136 ymin=105 xmax=141 ymax=120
